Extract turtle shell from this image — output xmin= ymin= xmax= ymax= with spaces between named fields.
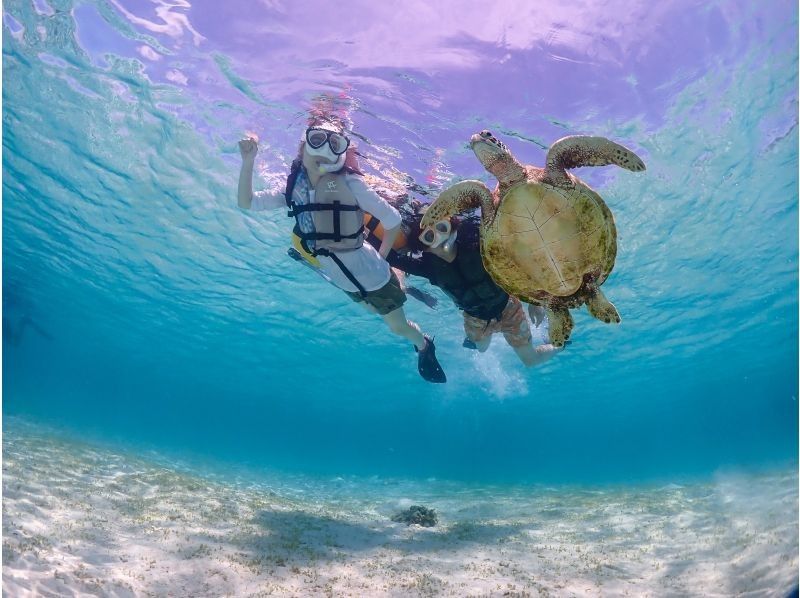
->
xmin=481 ymin=179 xmax=617 ymax=300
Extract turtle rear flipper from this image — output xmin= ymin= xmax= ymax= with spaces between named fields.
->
xmin=546 ymin=136 xmax=646 ymax=185
xmin=546 ymin=306 xmax=574 ymax=347
xmin=586 ymin=288 xmax=621 ymax=324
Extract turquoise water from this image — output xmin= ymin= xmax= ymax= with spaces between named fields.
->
xmin=3 ymin=2 xmax=798 ymax=481
xmin=3 ymin=0 xmax=798 ymax=593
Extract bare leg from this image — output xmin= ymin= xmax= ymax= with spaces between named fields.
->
xmin=475 ymin=337 xmax=492 ymax=352
xmin=359 ymin=302 xmax=378 ymax=315
xmin=382 ymin=307 xmax=425 ymax=350
xmin=512 ymin=343 xmax=560 ymax=367
xmin=463 ymin=312 xmax=492 ymax=352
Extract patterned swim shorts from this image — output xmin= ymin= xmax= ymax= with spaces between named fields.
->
xmin=463 ymin=296 xmax=532 ymax=348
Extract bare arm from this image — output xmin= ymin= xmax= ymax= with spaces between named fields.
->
xmin=378 ymin=224 xmax=400 ymax=259
xmin=346 ymin=176 xmax=402 ymax=258
xmin=237 ymin=138 xmax=258 ymax=209
xmin=513 ymin=341 xmax=562 ymax=368
xmin=237 ymin=137 xmax=286 ymax=211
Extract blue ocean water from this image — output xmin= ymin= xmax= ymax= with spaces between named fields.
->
xmin=3 ymin=0 xmax=797 ymax=492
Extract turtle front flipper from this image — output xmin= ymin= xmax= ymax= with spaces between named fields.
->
xmin=421 ymin=180 xmax=495 ymax=229
xmin=545 ymin=136 xmax=646 ymax=185
xmin=586 ymin=288 xmax=621 ymax=324
xmin=546 ymin=306 xmax=574 ymax=347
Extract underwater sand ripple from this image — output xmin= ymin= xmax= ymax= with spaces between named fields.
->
xmin=3 ymin=422 xmax=797 ymax=597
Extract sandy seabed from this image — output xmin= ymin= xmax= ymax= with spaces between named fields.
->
xmin=3 ymin=419 xmax=798 ymax=597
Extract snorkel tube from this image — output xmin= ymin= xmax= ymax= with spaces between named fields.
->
xmin=441 ymin=229 xmax=458 ymax=253
xmin=304 ymin=143 xmax=346 ymax=175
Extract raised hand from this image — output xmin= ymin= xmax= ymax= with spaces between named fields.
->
xmin=238 ymin=138 xmax=258 ymax=161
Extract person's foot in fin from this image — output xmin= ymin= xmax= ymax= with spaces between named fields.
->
xmin=416 ymin=335 xmax=446 ymax=383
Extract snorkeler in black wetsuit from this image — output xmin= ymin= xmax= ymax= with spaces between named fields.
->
xmin=383 ymin=212 xmax=559 ymax=367
xmin=392 ymin=215 xmax=508 ymax=320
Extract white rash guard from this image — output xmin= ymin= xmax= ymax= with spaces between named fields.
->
xmin=250 ymin=174 xmax=401 ymax=293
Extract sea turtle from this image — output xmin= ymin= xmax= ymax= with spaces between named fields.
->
xmin=420 ymin=131 xmax=645 ymax=346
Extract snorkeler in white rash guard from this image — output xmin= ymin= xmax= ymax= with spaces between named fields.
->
xmin=236 ymin=117 xmax=446 ymax=383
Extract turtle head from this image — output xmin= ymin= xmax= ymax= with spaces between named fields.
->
xmin=470 ymin=130 xmax=524 ymax=185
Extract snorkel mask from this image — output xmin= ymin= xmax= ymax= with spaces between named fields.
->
xmin=418 ymin=217 xmax=458 ymax=252
xmin=304 ymin=125 xmax=351 ymax=174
